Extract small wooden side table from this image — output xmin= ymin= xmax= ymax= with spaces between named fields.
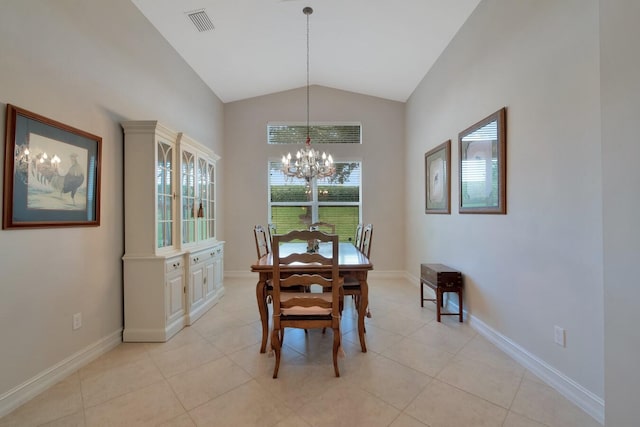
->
xmin=420 ymin=263 xmax=463 ymax=322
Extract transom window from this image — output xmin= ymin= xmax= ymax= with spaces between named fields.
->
xmin=267 ymin=123 xmax=361 ymax=145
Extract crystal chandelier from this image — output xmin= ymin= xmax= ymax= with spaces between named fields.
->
xmin=281 ymin=6 xmax=336 ymax=182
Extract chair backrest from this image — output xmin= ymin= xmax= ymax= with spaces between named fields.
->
xmin=267 ymin=223 xmax=277 ymax=253
xmin=360 ymin=223 xmax=373 ymax=259
xmin=253 ymin=224 xmax=270 ymax=259
xmin=354 ymin=223 xmax=363 ymax=248
xmin=272 ymin=230 xmax=340 ymax=320
xmin=309 ymin=221 xmax=336 ymax=234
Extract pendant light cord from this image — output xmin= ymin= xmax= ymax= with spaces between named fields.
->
xmin=304 ymin=7 xmax=312 ymax=141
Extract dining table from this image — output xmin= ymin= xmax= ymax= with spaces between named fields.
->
xmin=251 ymin=241 xmax=373 ymax=353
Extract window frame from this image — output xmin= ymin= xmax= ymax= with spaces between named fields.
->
xmin=267 ymin=158 xmax=363 ymax=237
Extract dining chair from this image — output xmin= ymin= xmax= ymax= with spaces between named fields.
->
xmin=266 ymin=223 xmax=276 ymax=253
xmin=253 ymin=224 xmax=270 ymax=259
xmin=344 ymin=223 xmax=373 ymax=318
xmin=360 ymin=223 xmax=373 ymax=259
xmin=309 ymin=221 xmax=336 ymax=234
xmin=270 ymin=229 xmax=344 ymax=378
xmin=354 ymin=223 xmax=363 ymax=248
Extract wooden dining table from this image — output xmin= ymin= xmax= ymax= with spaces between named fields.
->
xmin=251 ymin=242 xmax=373 ymax=353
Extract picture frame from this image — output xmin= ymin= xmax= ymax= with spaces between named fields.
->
xmin=3 ymin=104 xmax=102 ymax=228
xmin=459 ymin=107 xmax=506 ymax=214
xmin=425 ymin=140 xmax=451 ymax=214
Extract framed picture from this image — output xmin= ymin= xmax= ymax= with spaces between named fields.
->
xmin=425 ymin=140 xmax=451 ymax=214
xmin=458 ymin=107 xmax=506 ymax=214
xmin=3 ymin=104 xmax=102 ymax=228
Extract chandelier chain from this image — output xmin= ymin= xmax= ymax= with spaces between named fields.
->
xmin=306 ymin=8 xmax=310 ymax=139
xmin=280 ymin=6 xmax=335 ymax=183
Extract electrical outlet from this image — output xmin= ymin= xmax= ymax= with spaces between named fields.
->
xmin=73 ymin=312 xmax=82 ymax=330
xmin=554 ymin=325 xmax=565 ymax=347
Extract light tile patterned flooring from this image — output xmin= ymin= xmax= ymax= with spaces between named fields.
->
xmin=0 ymin=277 xmax=601 ymax=427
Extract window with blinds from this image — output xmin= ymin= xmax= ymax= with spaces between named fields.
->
xmin=267 ymin=123 xmax=361 ymax=144
xmin=268 ymin=161 xmax=362 ymax=242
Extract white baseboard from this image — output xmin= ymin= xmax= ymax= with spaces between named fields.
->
xmin=0 ymin=329 xmax=122 ymax=418
xmin=439 ymin=295 xmax=605 ymax=425
xmin=468 ymin=314 xmax=604 ymax=425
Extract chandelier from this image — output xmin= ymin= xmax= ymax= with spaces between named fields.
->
xmin=281 ymin=6 xmax=336 ymax=182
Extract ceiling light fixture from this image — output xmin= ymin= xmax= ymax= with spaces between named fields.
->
xmin=281 ymin=6 xmax=335 ymax=183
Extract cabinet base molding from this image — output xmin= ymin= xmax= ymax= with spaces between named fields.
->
xmin=187 ymin=288 xmax=225 ymax=325
xmin=123 ymin=319 xmax=184 ymax=343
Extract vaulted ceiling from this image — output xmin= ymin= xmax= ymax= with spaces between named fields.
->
xmin=131 ymin=0 xmax=480 ymax=103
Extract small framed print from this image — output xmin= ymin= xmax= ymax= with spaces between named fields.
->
xmin=3 ymin=104 xmax=102 ymax=228
xmin=425 ymin=140 xmax=451 ymax=214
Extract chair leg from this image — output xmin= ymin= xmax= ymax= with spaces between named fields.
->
xmin=332 ymin=327 xmax=341 ymax=377
xmin=272 ymin=328 xmax=282 ymax=378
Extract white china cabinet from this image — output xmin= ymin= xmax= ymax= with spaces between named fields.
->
xmin=121 ymin=121 xmax=224 ymax=342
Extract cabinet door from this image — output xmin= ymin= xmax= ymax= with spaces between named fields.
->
xmin=181 ymin=148 xmax=196 ymax=245
xmin=190 ymin=264 xmax=205 ymax=309
xmin=166 ymin=273 xmax=185 ymax=324
xmin=204 ymin=260 xmax=215 ymax=299
xmin=157 ymin=141 xmax=174 ymax=250
xmin=206 ymin=161 xmax=216 ymax=240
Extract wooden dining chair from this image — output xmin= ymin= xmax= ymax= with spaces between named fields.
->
xmin=344 ymin=223 xmax=373 ymax=317
xmin=270 ymin=229 xmax=344 ymax=378
xmin=309 ymin=221 xmax=336 ymax=234
xmin=253 ymin=224 xmax=270 ymax=259
xmin=266 ymin=223 xmax=276 ymax=253
xmin=360 ymin=223 xmax=373 ymax=259
xmin=354 ymin=223 xmax=363 ymax=248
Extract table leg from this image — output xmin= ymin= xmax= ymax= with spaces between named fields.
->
xmin=256 ymin=275 xmax=269 ymax=353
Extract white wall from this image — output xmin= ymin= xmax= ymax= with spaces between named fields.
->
xmin=0 ymin=0 xmax=223 ymax=409
xmin=223 ymin=85 xmax=405 ymax=273
xmin=600 ymin=1 xmax=640 ymax=425
xmin=406 ymin=0 xmax=603 ymax=405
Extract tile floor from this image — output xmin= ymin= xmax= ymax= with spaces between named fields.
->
xmin=0 ymin=277 xmax=601 ymax=427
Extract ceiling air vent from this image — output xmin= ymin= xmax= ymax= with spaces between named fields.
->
xmin=186 ymin=9 xmax=214 ymax=32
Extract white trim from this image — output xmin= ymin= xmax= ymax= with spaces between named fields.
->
xmin=408 ymin=273 xmax=603 ymax=424
xmin=468 ymin=313 xmax=604 ymax=425
xmin=0 ymin=329 xmax=122 ymax=418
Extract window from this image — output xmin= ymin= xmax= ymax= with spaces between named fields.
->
xmin=268 ymin=161 xmax=361 ymax=242
xmin=267 ymin=123 xmax=361 ymax=145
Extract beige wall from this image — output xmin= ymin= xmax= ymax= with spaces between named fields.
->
xmin=601 ymin=1 xmax=640 ymax=425
xmin=223 ymin=85 xmax=405 ymax=273
xmin=0 ymin=0 xmax=223 ymax=406
xmin=406 ymin=0 xmax=603 ymax=406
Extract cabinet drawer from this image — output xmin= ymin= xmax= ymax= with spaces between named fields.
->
xmin=190 ymin=245 xmax=223 ymax=265
xmin=165 ymin=258 xmax=184 ymax=273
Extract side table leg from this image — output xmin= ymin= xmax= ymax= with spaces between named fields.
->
xmin=459 ymin=288 xmax=463 ymax=322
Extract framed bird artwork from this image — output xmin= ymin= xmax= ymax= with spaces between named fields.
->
xmin=3 ymin=104 xmax=101 ymax=228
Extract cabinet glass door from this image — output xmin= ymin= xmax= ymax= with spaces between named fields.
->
xmin=156 ymin=141 xmax=174 ymax=249
xmin=207 ymin=162 xmax=216 ymax=239
xmin=197 ymin=157 xmax=209 ymax=241
xmin=181 ymin=150 xmax=196 ymax=244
